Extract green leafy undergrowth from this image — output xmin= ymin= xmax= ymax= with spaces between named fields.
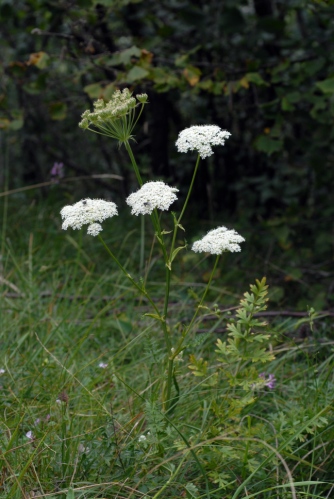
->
xmin=0 ymin=203 xmax=333 ymax=498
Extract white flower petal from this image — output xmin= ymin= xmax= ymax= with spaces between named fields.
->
xmin=176 ymin=125 xmax=231 ymax=158
xmin=192 ymin=226 xmax=245 ymax=255
xmin=60 ymin=198 xmax=118 ymax=235
xmin=126 ymin=181 xmax=179 ymax=216
xmin=87 ymin=223 xmax=103 ymax=236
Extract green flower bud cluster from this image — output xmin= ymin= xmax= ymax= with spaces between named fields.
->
xmin=79 ymin=89 xmax=148 ymax=132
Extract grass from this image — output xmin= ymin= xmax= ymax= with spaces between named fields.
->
xmin=0 ymin=195 xmax=334 ymax=499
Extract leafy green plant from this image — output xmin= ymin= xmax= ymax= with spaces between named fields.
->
xmin=215 ymin=277 xmax=275 ymax=390
xmin=59 ymin=88 xmax=241 ymax=416
xmin=1 ymin=72 xmax=334 ymax=497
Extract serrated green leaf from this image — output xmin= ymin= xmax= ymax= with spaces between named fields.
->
xmin=188 ymin=354 xmax=208 ymax=376
xmin=185 ymin=482 xmax=199 ymax=498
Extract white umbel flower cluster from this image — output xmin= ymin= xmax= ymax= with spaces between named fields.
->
xmin=192 ymin=226 xmax=245 ymax=255
xmin=126 ymin=181 xmax=179 ymax=215
xmin=60 ymin=198 xmax=118 ymax=236
xmin=176 ymin=125 xmax=231 ymax=159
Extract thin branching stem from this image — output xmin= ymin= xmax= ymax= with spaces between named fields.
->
xmin=123 ymin=140 xmax=172 ymax=410
xmin=177 ymin=153 xmax=201 ymax=225
xmin=161 ymin=154 xmax=202 ymax=410
xmin=173 ymin=254 xmax=221 ymax=358
xmin=124 ymin=140 xmax=143 ymax=186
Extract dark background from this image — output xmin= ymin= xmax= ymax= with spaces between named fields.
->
xmin=1 ymin=0 xmax=333 ymax=309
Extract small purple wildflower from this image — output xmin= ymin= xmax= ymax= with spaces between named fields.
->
xmin=259 ymin=372 xmax=276 ymax=390
xmin=50 ymin=162 xmax=64 ymax=182
xmin=266 ymin=374 xmax=276 ymax=389
xmin=26 ymin=430 xmax=34 ymax=440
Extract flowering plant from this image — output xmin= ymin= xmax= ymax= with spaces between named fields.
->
xmin=50 ymin=162 xmax=64 ymax=182
xmin=61 ymin=88 xmax=248 ymax=413
xmin=126 ymin=181 xmax=179 ymax=215
xmin=60 ymin=198 xmax=118 ymax=236
xmin=175 ymin=124 xmax=231 ymax=159
xmin=79 ymin=88 xmax=148 ymax=145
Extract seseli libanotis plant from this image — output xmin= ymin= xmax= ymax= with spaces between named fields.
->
xmin=61 ymin=87 xmax=242 ymax=413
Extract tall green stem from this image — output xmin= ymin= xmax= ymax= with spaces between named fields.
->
xmin=122 ymin=146 xmax=203 ymax=413
xmin=164 ymin=255 xmax=220 ymax=412
xmin=164 ymin=153 xmax=202 ymax=345
xmin=154 ymin=154 xmax=201 ymax=410
xmin=162 ymin=154 xmax=201 ymax=410
xmin=140 ymin=214 xmax=145 ymax=274
xmin=172 ymin=254 xmax=221 ymax=358
xmin=177 ymin=153 xmax=201 ymax=224
xmin=123 ymin=141 xmax=167 ymax=260
xmin=124 ymin=140 xmax=143 ymax=186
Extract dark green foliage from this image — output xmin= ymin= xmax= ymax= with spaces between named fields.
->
xmin=1 ymin=0 xmax=334 ymax=310
xmin=0 ymin=198 xmax=333 ymax=498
